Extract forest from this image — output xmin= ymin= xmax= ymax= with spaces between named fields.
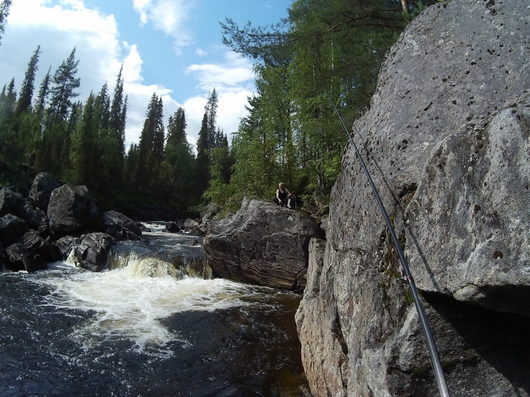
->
xmin=0 ymin=0 xmax=432 ymax=218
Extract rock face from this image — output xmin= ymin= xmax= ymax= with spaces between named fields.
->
xmin=47 ymin=185 xmax=102 ymax=236
xmin=204 ymin=198 xmax=322 ymax=290
xmin=71 ymin=232 xmax=115 ymax=272
xmin=296 ymin=0 xmax=530 ymax=396
xmin=102 ymin=210 xmax=142 ymax=240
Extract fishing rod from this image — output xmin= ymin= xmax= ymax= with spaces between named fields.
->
xmin=333 ymin=105 xmax=450 ymax=397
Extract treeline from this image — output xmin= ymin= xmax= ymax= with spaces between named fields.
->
xmin=0 ymin=45 xmax=228 ymax=217
xmin=1 ymin=0 xmax=432 ymax=218
xmin=204 ymin=0 xmax=433 ymax=214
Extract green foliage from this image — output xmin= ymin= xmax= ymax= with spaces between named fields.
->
xmin=209 ymin=0 xmax=408 ymax=213
xmin=0 ymin=0 xmax=12 ymax=46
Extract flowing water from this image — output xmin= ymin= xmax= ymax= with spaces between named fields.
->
xmin=0 ymin=225 xmax=308 ymax=396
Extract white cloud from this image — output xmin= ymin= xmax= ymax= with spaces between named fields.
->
xmin=132 ymin=0 xmax=193 ymax=52
xmin=183 ymin=50 xmax=256 ymax=145
xmin=0 ymin=1 xmax=255 ymax=153
xmin=186 ymin=50 xmax=255 ymax=92
xmin=195 ymin=48 xmax=207 ymax=57
xmin=0 ymin=0 xmax=181 ymax=148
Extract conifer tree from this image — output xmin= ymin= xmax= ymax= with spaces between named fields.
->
xmin=195 ymin=112 xmax=210 ymax=199
xmin=35 ymin=66 xmax=51 ymax=126
xmin=161 ymin=107 xmax=195 ymax=211
xmin=14 ymin=46 xmax=40 ymax=117
xmin=0 ymin=0 xmax=12 ymax=46
xmin=47 ymin=48 xmax=80 ymax=125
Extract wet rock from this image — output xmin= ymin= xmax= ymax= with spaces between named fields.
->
xmin=204 ymin=198 xmax=322 ymax=291
xmin=0 ymin=214 xmax=28 ymax=246
xmin=47 ymin=185 xmax=102 ymax=236
xmin=102 ymin=210 xmax=142 ymax=241
xmin=4 ymin=230 xmax=57 ymax=272
xmin=165 ymin=221 xmax=180 ymax=233
xmin=29 ymin=172 xmax=61 ymax=211
xmin=297 ymin=0 xmax=530 ymax=395
xmin=72 ymin=232 xmax=115 ymax=272
xmin=182 ymin=218 xmax=201 ymax=235
xmin=53 ymin=236 xmax=80 ymax=259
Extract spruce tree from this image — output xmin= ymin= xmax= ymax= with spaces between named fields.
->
xmin=47 ymin=48 xmax=80 ymax=125
xmin=14 ymin=46 xmax=40 ymax=117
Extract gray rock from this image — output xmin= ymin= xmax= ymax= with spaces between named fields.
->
xmin=0 ymin=187 xmax=47 ymax=231
xmin=29 ymin=172 xmax=61 ymax=211
xmin=297 ymin=0 xmax=530 ymax=395
xmin=72 ymin=232 xmax=115 ymax=272
xmin=53 ymin=236 xmax=80 ymax=259
xmin=204 ymin=198 xmax=322 ymax=290
xmin=406 ymin=101 xmax=530 ymax=316
xmin=47 ymin=185 xmax=102 ymax=236
xmin=4 ymin=230 xmax=57 ymax=272
xmin=0 ymin=214 xmax=28 ymax=246
xmin=102 ymin=210 xmax=142 ymax=240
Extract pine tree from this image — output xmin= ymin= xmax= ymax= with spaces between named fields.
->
xmin=162 ymin=107 xmax=196 ymax=212
xmin=14 ymin=46 xmax=40 ymax=117
xmin=35 ymin=66 xmax=51 ymax=127
xmin=47 ymin=48 xmax=80 ymax=126
xmin=205 ymin=88 xmax=218 ymax=151
xmin=195 ymin=112 xmax=210 ymax=199
xmin=137 ymin=93 xmax=164 ymax=188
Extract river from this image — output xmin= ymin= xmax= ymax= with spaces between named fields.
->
xmin=0 ymin=224 xmax=308 ymax=396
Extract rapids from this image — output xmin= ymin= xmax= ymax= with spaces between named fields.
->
xmin=0 ymin=224 xmax=308 ymax=396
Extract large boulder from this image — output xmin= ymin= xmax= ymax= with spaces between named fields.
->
xmin=204 ymin=198 xmax=322 ymax=290
xmin=296 ymin=0 xmax=530 ymax=396
xmin=71 ymin=232 xmax=115 ymax=272
xmin=0 ymin=187 xmax=47 ymax=232
xmin=29 ymin=172 xmax=61 ymax=211
xmin=47 ymin=185 xmax=102 ymax=236
xmin=0 ymin=214 xmax=28 ymax=246
xmin=102 ymin=210 xmax=142 ymax=240
xmin=4 ymin=230 xmax=57 ymax=272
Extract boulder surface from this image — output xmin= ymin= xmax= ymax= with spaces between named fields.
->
xmin=47 ymin=185 xmax=102 ymax=236
xmin=296 ymin=0 xmax=530 ymax=396
xmin=204 ymin=198 xmax=322 ymax=290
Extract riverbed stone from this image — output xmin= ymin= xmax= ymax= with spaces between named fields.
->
xmin=4 ymin=230 xmax=57 ymax=272
xmin=102 ymin=210 xmax=142 ymax=241
xmin=296 ymin=0 xmax=530 ymax=395
xmin=72 ymin=232 xmax=115 ymax=272
xmin=204 ymin=198 xmax=322 ymax=290
xmin=47 ymin=185 xmax=102 ymax=236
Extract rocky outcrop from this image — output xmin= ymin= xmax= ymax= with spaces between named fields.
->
xmin=47 ymin=184 xmax=102 ymax=236
xmin=0 ymin=214 xmax=29 ymax=246
xmin=204 ymin=198 xmax=322 ymax=290
xmin=71 ymin=232 xmax=115 ymax=272
xmin=29 ymin=172 xmax=61 ymax=211
xmin=1 ymin=175 xmax=142 ymax=273
xmin=0 ymin=187 xmax=47 ymax=232
xmin=102 ymin=210 xmax=142 ymax=240
xmin=296 ymin=0 xmax=530 ymax=396
xmin=4 ymin=230 xmax=58 ymax=272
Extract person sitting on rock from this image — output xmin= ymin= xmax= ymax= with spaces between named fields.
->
xmin=274 ymin=182 xmax=290 ymax=207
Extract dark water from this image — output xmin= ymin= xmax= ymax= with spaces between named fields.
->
xmin=0 ymin=231 xmax=308 ymax=397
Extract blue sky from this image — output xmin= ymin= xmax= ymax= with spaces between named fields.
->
xmin=0 ymin=0 xmax=290 ymax=148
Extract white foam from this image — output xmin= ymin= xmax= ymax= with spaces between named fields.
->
xmin=40 ymin=262 xmax=256 ymax=356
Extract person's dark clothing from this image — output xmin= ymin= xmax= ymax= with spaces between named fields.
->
xmin=277 ymin=189 xmax=288 ymax=206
